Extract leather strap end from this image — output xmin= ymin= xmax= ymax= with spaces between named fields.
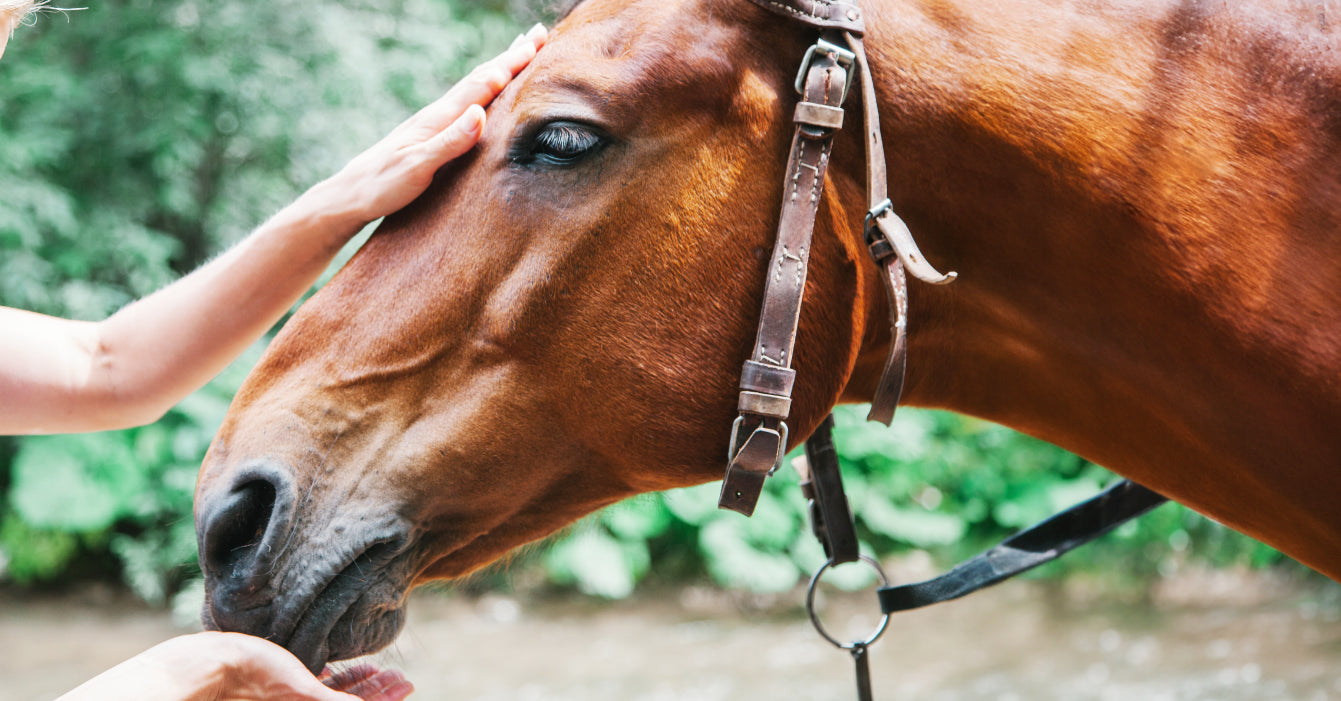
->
xmin=874 ymin=213 xmax=958 ymax=286
xmin=867 ymin=260 xmax=909 ymax=426
xmin=729 ymin=423 xmax=785 ymax=474
xmin=718 ymin=468 xmax=768 ymax=516
xmin=720 ymin=423 xmax=784 ymax=514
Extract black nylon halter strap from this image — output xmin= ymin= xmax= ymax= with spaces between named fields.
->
xmin=877 ymin=480 xmax=1170 ymax=613
xmin=796 ymin=414 xmax=860 ymax=564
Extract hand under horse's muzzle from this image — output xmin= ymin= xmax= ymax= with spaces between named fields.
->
xmin=196 ymin=463 xmax=415 ymax=672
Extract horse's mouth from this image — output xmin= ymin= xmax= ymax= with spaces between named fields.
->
xmin=281 ymin=540 xmax=410 ymax=672
xmin=204 ymin=537 xmax=414 ymax=673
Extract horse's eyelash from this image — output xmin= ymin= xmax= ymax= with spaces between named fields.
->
xmin=509 ymin=121 xmax=606 ymax=166
xmin=537 ymin=124 xmax=600 ymax=154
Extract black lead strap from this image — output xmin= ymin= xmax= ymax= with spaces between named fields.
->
xmin=851 ymin=643 xmax=873 ymax=701
xmin=876 ymin=479 xmax=1169 ymax=614
xmin=797 ymin=414 xmax=860 ymax=564
xmin=798 ymin=416 xmax=1171 ymax=699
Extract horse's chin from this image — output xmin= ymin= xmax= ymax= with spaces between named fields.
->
xmin=285 ymin=574 xmax=410 ymax=672
xmin=202 ymin=538 xmax=415 ymax=673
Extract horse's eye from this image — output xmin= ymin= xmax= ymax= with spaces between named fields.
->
xmin=523 ymin=121 xmax=606 ymax=166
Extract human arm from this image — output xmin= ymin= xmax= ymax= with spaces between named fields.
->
xmin=55 ymin=632 xmax=412 ymax=701
xmin=0 ymin=25 xmax=546 ymax=434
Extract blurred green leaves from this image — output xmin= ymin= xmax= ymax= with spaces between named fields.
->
xmin=540 ymin=405 xmax=1293 ymax=600
xmin=0 ymin=383 xmax=231 ymax=603
xmin=0 ymin=0 xmax=527 ymax=602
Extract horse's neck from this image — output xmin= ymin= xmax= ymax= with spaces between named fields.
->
xmin=844 ymin=0 xmax=1341 ymax=578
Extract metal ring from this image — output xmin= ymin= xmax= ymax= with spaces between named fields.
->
xmin=804 ymin=555 xmax=892 ymax=650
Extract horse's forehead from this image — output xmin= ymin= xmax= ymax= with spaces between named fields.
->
xmin=538 ymin=0 xmax=747 ymax=91
xmin=561 ymin=0 xmax=720 ymax=38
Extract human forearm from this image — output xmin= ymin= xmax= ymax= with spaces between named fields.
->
xmin=89 ymin=191 xmax=363 ymax=427
xmin=0 ymin=28 xmax=545 ymax=434
xmin=0 ymin=179 xmax=373 ymax=435
xmin=0 ymin=193 xmax=358 ymax=434
xmin=56 ymin=636 xmax=224 ymax=701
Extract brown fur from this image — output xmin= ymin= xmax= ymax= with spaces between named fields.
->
xmin=196 ymin=0 xmax=1341 ymax=665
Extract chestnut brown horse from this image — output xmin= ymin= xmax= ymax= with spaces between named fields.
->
xmin=194 ymin=0 xmax=1341 ymax=671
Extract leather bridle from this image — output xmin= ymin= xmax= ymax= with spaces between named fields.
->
xmin=715 ymin=0 xmax=1169 ymax=616
xmin=539 ymin=1 xmax=1172 ymax=696
xmin=719 ymin=0 xmax=955 ymax=517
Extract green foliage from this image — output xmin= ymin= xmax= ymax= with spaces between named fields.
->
xmin=0 ymin=377 xmax=234 ymax=601
xmin=0 ymin=513 xmax=81 ymax=583
xmin=543 ymin=406 xmax=1295 ymax=598
xmin=0 ymin=0 xmax=527 ymax=602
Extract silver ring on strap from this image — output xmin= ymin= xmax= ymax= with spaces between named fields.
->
xmin=804 ymin=555 xmax=892 ymax=650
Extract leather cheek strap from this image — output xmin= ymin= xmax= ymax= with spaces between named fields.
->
xmin=719 ymin=43 xmax=852 ymax=516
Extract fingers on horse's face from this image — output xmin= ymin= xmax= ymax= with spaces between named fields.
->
xmin=194 ymin=0 xmax=816 ymax=669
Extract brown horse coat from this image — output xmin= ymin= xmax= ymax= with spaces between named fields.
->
xmin=193 ymin=0 xmax=1341 ymax=671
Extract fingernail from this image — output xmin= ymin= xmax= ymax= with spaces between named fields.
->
xmin=463 ymin=107 xmax=484 ymax=136
xmin=509 ymin=33 xmax=526 ymax=49
xmin=526 ymin=23 xmax=547 ymax=40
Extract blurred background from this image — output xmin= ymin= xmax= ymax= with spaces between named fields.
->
xmin=0 ymin=1 xmax=1337 ymax=699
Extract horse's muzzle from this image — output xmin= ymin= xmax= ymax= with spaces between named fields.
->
xmin=196 ymin=463 xmax=413 ymax=671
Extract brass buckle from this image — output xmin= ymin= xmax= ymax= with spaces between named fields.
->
xmin=793 ymin=38 xmax=857 ymax=104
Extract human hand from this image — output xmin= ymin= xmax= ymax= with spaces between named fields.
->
xmin=312 ymin=23 xmax=549 ymax=228
xmin=57 ymin=631 xmax=413 ymax=701
xmin=214 ymin=633 xmax=414 ymax=701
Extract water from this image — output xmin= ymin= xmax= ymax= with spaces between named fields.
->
xmin=2 ymin=571 xmax=1337 ymax=700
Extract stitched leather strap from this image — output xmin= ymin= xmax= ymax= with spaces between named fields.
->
xmin=720 ymin=40 xmax=853 ymax=516
xmin=847 ymin=33 xmax=957 ymax=424
xmin=745 ymin=0 xmax=868 ymax=34
xmin=722 ymin=7 xmax=956 ymax=515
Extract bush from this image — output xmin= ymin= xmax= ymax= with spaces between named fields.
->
xmin=0 ymin=0 xmax=526 ymax=603
xmin=541 ymin=406 xmax=1294 ymax=599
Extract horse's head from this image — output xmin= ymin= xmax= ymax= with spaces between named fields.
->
xmin=195 ymin=0 xmax=884 ymax=670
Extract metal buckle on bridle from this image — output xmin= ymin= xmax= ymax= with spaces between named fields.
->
xmin=794 ymin=38 xmax=857 ymax=104
xmin=720 ymin=416 xmax=790 ymax=516
xmin=726 ymin=415 xmax=789 ymax=477
xmin=863 ymin=199 xmax=896 ymax=261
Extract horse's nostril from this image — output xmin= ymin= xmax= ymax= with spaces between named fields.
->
xmin=203 ymin=475 xmax=280 ymax=580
